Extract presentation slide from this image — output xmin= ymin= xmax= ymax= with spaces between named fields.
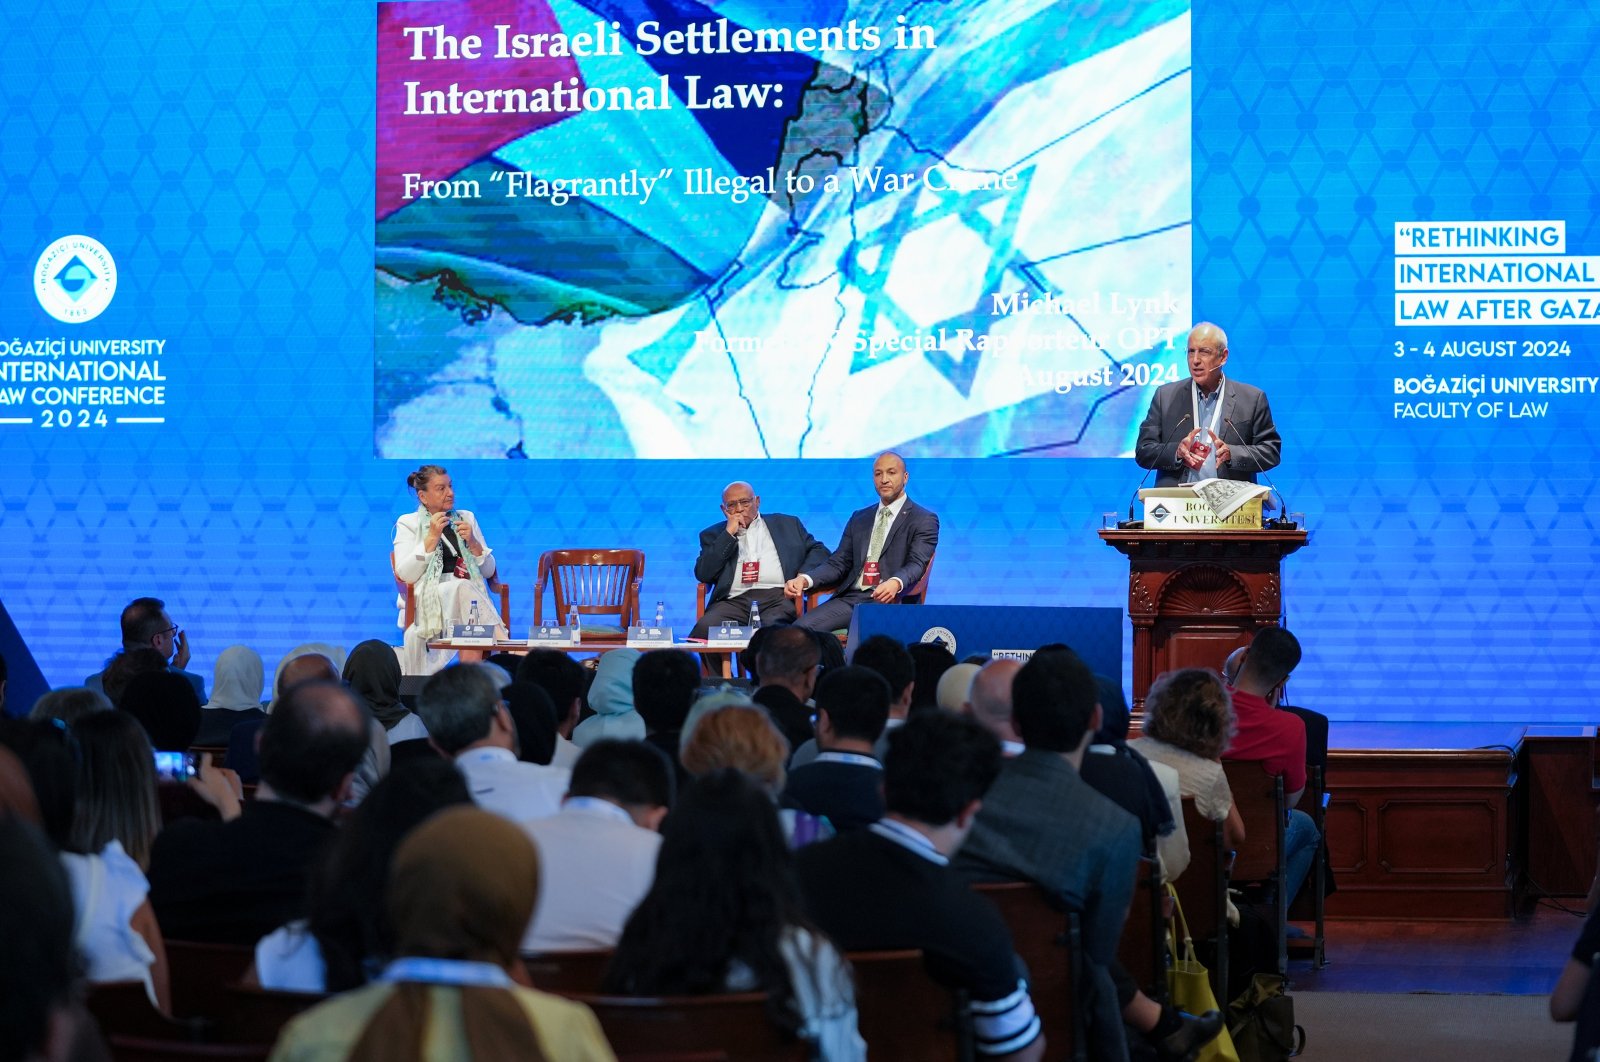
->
xmin=1 ymin=0 xmax=1596 ymax=722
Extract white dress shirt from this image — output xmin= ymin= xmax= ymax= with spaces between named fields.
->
xmin=730 ymin=515 xmax=787 ymax=597
xmin=521 ymin=798 xmax=661 ymax=953
xmin=454 ymin=746 xmax=569 ymax=824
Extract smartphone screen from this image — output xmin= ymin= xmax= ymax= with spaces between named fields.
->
xmin=153 ymin=750 xmax=197 ymax=783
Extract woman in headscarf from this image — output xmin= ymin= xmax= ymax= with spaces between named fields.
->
xmin=344 ymin=640 xmax=409 ymax=733
xmin=268 ymin=805 xmax=615 ymax=1062
xmin=196 ymin=645 xmax=266 ymax=746
xmin=571 ymin=649 xmax=644 ymax=747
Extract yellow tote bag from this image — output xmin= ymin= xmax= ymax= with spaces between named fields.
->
xmin=1167 ymin=885 xmax=1240 ymax=1062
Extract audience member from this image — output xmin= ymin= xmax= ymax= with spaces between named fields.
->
xmin=195 ymin=645 xmax=266 ymax=746
xmin=936 ymin=661 xmax=981 ymax=714
xmin=503 ymin=682 xmax=559 ymax=766
xmin=228 ymin=651 xmax=342 ymax=783
xmin=907 ymin=641 xmax=956 ymax=715
xmin=968 ymin=659 xmax=1024 ymax=756
xmin=0 ymin=717 xmax=171 ymax=1013
xmin=0 ymin=815 xmax=99 ymax=1062
xmin=752 ymin=626 xmax=822 ymax=751
xmin=69 ymin=710 xmax=164 ymax=869
xmin=120 ymin=671 xmax=203 ymax=752
xmin=1226 ymin=627 xmax=1318 ymax=902
xmin=100 ymin=648 xmax=170 ymax=708
xmin=343 ymin=639 xmax=410 ymax=732
xmin=792 ymin=634 xmax=914 ymax=769
xmin=572 ymin=648 xmax=645 ymax=746
xmin=416 ymin=664 xmax=569 ymax=822
xmin=148 ymin=681 xmax=370 ymax=944
xmin=606 ymin=769 xmax=864 ymax=1060
xmin=29 ymin=686 xmax=112 ymax=726
xmin=273 ymin=643 xmax=348 ymax=694
xmin=517 ymin=650 xmax=588 ymax=768
xmin=0 ymin=744 xmax=41 ymax=821
xmin=1552 ymin=807 xmax=1600 ymax=1056
xmin=86 ymin=596 xmax=207 ymax=702
xmin=796 ymin=712 xmax=1044 ymax=1062
xmin=255 ymin=758 xmax=473 ymax=993
xmin=1131 ymin=669 xmax=1246 ymax=854
xmin=782 ymin=667 xmax=889 ymax=832
xmin=954 ymin=652 xmax=1221 ymax=1061
xmin=0 ymin=650 xmax=5 ymax=715
xmin=522 ymin=740 xmax=671 ymax=953
xmin=269 ymin=806 xmax=616 ymax=1061
xmin=633 ymin=648 xmax=701 ymax=798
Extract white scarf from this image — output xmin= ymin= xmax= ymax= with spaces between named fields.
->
xmin=412 ymin=506 xmax=495 ymax=639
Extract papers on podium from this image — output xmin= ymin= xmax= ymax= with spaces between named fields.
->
xmin=1139 ymin=479 xmax=1269 ymax=530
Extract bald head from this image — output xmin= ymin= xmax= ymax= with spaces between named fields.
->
xmin=259 ymin=681 xmax=370 ymax=805
xmin=968 ymin=659 xmax=1022 ymax=743
xmin=277 ymin=653 xmax=340 ymax=699
xmin=872 ymin=451 xmax=908 ymax=504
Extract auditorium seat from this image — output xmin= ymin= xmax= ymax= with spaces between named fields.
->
xmin=219 ymin=984 xmax=328 ymax=1046
xmin=164 ymin=939 xmax=256 ymax=1022
xmin=85 ymin=980 xmax=191 ymax=1042
xmin=971 ymin=881 xmax=1084 ymax=1062
xmin=1220 ymin=761 xmax=1288 ymax=975
xmin=1115 ymin=856 xmax=1166 ymax=1002
xmin=534 ymin=549 xmax=645 ymax=638
xmin=848 ymin=948 xmax=972 ymax=1061
xmin=521 ymin=947 xmax=614 ymax=995
xmin=105 ymin=1037 xmax=270 ymax=1061
xmin=565 ymin=992 xmax=810 ymax=1061
xmin=1174 ymin=798 xmax=1230 ymax=999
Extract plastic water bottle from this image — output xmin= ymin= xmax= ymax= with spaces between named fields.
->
xmin=467 ymin=599 xmax=480 ymax=628
xmin=654 ymin=601 xmax=665 ymax=630
xmin=567 ymin=606 xmax=580 ymax=645
xmin=749 ymin=599 xmax=762 ymax=629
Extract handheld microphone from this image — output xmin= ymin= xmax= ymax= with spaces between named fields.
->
xmin=1120 ymin=413 xmax=1192 ymax=527
xmin=1223 ymin=417 xmax=1294 ymax=528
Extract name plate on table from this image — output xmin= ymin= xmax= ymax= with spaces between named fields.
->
xmin=532 ymin=625 xmax=582 ymax=646
xmin=626 ymin=626 xmax=674 ymax=648
xmin=1140 ymin=482 xmax=1267 ymax=531
xmin=450 ymin=623 xmax=497 ymax=646
xmin=707 ymin=625 xmax=752 ymax=647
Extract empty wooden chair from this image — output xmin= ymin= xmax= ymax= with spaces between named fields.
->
xmin=534 ymin=549 xmax=646 ymax=638
xmin=567 ymin=992 xmax=811 ymax=1062
xmin=848 ymin=948 xmax=972 ymax=1061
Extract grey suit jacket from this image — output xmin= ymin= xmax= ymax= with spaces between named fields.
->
xmin=1134 ymin=376 xmax=1281 ymax=486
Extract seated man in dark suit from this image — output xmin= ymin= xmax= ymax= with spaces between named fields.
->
xmin=782 ymin=666 xmax=890 ymax=832
xmin=786 ymin=451 xmax=939 ymax=633
xmin=85 ymin=596 xmax=207 ymax=703
xmin=147 ymin=681 xmax=370 ymax=944
xmin=796 ymin=711 xmax=1044 ymax=1061
xmin=690 ymin=480 xmax=829 ymax=639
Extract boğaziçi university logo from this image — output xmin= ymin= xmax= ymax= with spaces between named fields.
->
xmin=920 ymin=626 xmax=956 ymax=656
xmin=34 ymin=235 xmax=117 ymax=324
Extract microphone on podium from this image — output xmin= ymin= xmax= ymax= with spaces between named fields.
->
xmin=1223 ymin=416 xmax=1294 ymax=528
xmin=1120 ymin=414 xmax=1192 ymax=527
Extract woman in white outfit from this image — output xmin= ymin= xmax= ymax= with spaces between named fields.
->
xmin=392 ymin=464 xmax=506 ymax=674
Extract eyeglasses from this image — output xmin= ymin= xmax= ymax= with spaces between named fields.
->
xmin=158 ymin=625 xmax=180 ymax=639
xmin=1188 ymin=345 xmax=1225 ymax=360
xmin=723 ymin=497 xmax=756 ymax=511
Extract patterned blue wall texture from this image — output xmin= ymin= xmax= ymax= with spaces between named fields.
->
xmin=1 ymin=0 xmax=1596 ymax=721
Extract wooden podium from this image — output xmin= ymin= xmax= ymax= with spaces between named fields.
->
xmin=1098 ymin=528 xmax=1308 ymax=711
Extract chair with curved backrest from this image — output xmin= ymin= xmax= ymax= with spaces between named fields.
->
xmin=521 ymin=948 xmax=614 ymax=996
xmin=848 ymin=948 xmax=973 ymax=1062
xmin=219 ymin=984 xmax=328 ymax=1046
xmin=971 ymin=881 xmax=1086 ymax=1062
xmin=564 ymin=992 xmax=810 ymax=1061
xmin=535 ymin=549 xmax=646 ymax=638
xmin=164 ymin=939 xmax=256 ymax=1022
xmin=1115 ymin=856 xmax=1166 ymax=1003
xmin=391 ymin=551 xmax=512 ymax=629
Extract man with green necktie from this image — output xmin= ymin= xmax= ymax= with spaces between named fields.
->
xmin=786 ymin=451 xmax=941 ymax=633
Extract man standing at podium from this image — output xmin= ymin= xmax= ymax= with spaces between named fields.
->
xmin=787 ymin=452 xmax=940 ymax=633
xmin=1135 ymin=322 xmax=1281 ymax=485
